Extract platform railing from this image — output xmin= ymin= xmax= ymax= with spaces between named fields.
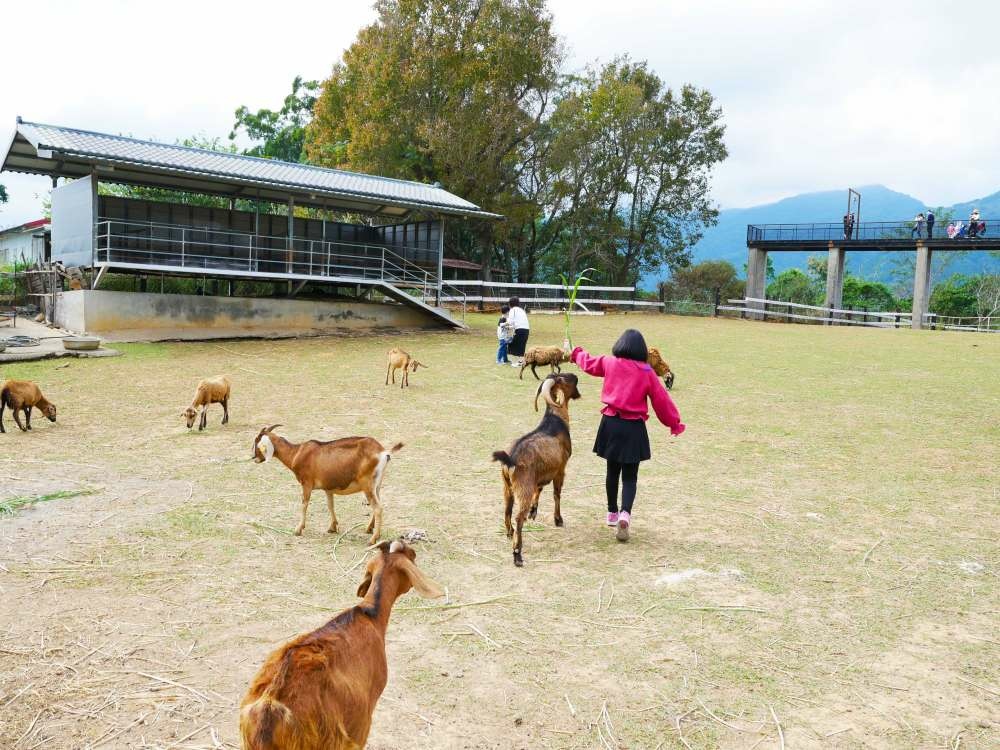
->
xmin=92 ymin=218 xmax=466 ymax=320
xmin=747 ymin=219 xmax=999 ymax=243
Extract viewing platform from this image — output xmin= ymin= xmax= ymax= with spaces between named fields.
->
xmin=745 ymin=220 xmax=999 ymax=330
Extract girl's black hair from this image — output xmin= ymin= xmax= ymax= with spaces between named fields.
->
xmin=508 ymin=296 xmax=520 ymax=307
xmin=612 ymin=329 xmax=648 ymax=362
xmin=501 ymin=305 xmax=510 ymax=313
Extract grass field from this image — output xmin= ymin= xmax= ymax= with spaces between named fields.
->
xmin=0 ymin=312 xmax=997 ymax=749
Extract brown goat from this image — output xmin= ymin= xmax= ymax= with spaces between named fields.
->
xmin=519 ymin=345 xmax=571 ymax=380
xmin=0 ymin=380 xmax=57 ymax=433
xmin=647 ymin=347 xmax=675 ymax=390
xmin=253 ymin=426 xmax=403 ymax=545
xmin=240 ymin=538 xmax=444 ymax=750
xmin=183 ymin=376 xmax=231 ymax=430
xmin=385 ymin=347 xmax=427 ymax=388
xmin=492 ymin=373 xmax=581 ymax=566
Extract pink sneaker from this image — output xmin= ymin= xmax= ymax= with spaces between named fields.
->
xmin=616 ymin=511 xmax=631 ymax=542
xmin=606 ymin=512 xmax=619 ymax=526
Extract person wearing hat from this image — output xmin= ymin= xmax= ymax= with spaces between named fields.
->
xmin=926 ymin=209 xmax=935 ymax=238
xmin=969 ymin=209 xmax=981 ymax=238
xmin=912 ymin=212 xmax=925 ymax=239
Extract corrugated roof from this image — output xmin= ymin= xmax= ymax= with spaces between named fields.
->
xmin=3 ymin=119 xmax=500 ymax=219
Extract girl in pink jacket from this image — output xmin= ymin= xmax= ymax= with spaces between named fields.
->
xmin=569 ymin=329 xmax=684 ymax=541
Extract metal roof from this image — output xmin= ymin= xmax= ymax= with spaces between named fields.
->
xmin=1 ymin=118 xmax=501 ymax=220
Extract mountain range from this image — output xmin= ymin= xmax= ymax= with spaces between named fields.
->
xmin=644 ymin=184 xmax=1000 ymax=288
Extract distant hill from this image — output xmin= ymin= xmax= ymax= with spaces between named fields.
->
xmin=643 ymin=184 xmax=1000 ymax=288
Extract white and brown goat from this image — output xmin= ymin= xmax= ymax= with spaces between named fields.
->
xmin=385 ymin=347 xmax=427 ymax=388
xmin=240 ymin=539 xmax=444 ymax=750
xmin=518 ymin=345 xmax=571 ymax=380
xmin=252 ymin=425 xmax=403 ymax=544
xmin=492 ymin=373 xmax=581 ymax=566
xmin=182 ymin=376 xmax=231 ymax=430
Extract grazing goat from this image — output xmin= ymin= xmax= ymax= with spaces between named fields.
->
xmin=647 ymin=347 xmax=675 ymax=390
xmin=183 ymin=376 xmax=231 ymax=431
xmin=385 ymin=347 xmax=427 ymax=388
xmin=0 ymin=380 xmax=57 ymax=433
xmin=519 ymin=345 xmax=571 ymax=380
xmin=492 ymin=373 xmax=581 ymax=566
xmin=240 ymin=538 xmax=444 ymax=750
xmin=253 ymin=425 xmax=403 ymax=544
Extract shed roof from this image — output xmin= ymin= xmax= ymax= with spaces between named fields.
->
xmin=2 ymin=119 xmax=501 ymax=220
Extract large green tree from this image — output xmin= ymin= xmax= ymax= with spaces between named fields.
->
xmin=306 ymin=0 xmax=562 ymax=274
xmin=231 ymin=76 xmax=319 ymax=163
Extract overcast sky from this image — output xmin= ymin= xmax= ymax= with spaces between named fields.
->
xmin=3 ymin=0 xmax=999 ymax=229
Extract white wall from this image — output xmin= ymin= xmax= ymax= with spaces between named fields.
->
xmin=0 ymin=230 xmax=41 ymax=265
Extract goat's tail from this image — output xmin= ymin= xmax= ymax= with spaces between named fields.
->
xmin=0 ymin=386 xmax=9 ymax=407
xmin=239 ymin=695 xmax=295 ymax=750
xmin=492 ymin=450 xmax=515 ymax=468
xmin=390 ymin=442 xmax=404 ymax=453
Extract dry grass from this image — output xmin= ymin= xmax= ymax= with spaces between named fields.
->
xmin=0 ymin=312 xmax=997 ymax=749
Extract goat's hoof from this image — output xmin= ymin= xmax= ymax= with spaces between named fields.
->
xmin=294 ymin=527 xmax=304 ymax=536
xmin=554 ymin=517 xmax=564 ymax=527
xmin=513 ymin=551 xmax=523 ymax=567
xmin=327 ymin=525 xmax=338 ymax=534
xmin=505 ymin=527 xmax=514 ymax=538
xmin=367 ymin=536 xmax=379 ymax=546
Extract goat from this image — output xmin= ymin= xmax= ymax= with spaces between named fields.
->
xmin=492 ymin=373 xmax=581 ymax=566
xmin=519 ymin=345 xmax=571 ymax=380
xmin=385 ymin=347 xmax=427 ymax=388
xmin=253 ymin=425 xmax=403 ymax=545
xmin=647 ymin=347 xmax=675 ymax=390
xmin=240 ymin=538 xmax=444 ymax=750
xmin=183 ymin=376 xmax=231 ymax=431
xmin=0 ymin=380 xmax=57 ymax=433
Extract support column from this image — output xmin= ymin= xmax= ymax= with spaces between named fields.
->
xmin=286 ymin=196 xmax=295 ymax=294
xmin=746 ymin=246 xmax=768 ymax=319
xmin=824 ymin=245 xmax=846 ymax=323
xmin=436 ymin=215 xmax=444 ymax=307
xmin=911 ymin=243 xmax=932 ymax=330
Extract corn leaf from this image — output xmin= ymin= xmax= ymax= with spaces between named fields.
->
xmin=562 ymin=268 xmax=596 ymax=348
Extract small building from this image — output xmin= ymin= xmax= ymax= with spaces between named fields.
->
xmin=0 ymin=218 xmax=49 ymax=266
xmin=1 ymin=118 xmax=500 ymax=338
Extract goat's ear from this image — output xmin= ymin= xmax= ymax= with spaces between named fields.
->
xmin=396 ymin=558 xmax=445 ymax=599
xmin=356 ymin=571 xmax=374 ymax=598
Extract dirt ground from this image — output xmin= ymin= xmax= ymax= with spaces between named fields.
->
xmin=1 ymin=312 xmax=997 ymax=749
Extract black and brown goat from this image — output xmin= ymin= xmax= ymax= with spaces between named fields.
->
xmin=252 ymin=425 xmax=403 ymax=545
xmin=492 ymin=373 xmax=581 ymax=566
xmin=647 ymin=347 xmax=675 ymax=390
xmin=0 ymin=380 xmax=57 ymax=433
xmin=518 ymin=345 xmax=571 ymax=380
xmin=240 ymin=539 xmax=444 ymax=750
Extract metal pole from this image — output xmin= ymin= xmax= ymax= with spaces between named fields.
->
xmin=437 ymin=215 xmax=444 ymax=307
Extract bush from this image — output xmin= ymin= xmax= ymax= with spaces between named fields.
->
xmin=766 ymin=269 xmax=820 ymax=305
xmin=841 ymin=276 xmax=898 ymax=311
xmin=930 ymin=275 xmax=979 ymax=318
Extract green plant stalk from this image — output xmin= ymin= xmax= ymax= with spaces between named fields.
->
xmin=561 ymin=268 xmax=595 ymax=349
xmin=0 ymin=488 xmax=97 ymax=516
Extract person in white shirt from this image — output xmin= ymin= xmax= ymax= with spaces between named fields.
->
xmin=506 ymin=296 xmax=530 ymax=367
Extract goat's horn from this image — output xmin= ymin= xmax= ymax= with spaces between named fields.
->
xmin=265 ymin=424 xmax=282 ymax=433
xmin=534 ymin=378 xmax=556 ymax=412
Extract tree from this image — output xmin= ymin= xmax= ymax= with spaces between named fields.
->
xmin=0 ymin=184 xmax=7 ymax=204
xmin=841 ymin=276 xmax=897 ymax=310
xmin=974 ymin=274 xmax=1000 ymax=319
xmin=306 ymin=0 xmax=562 ymax=275
xmin=929 ymin=275 xmax=979 ymax=318
xmin=231 ymin=76 xmax=319 ymax=163
xmin=542 ymin=59 xmax=726 ymax=285
xmin=766 ymin=268 xmax=819 ymax=305
xmin=665 ymin=260 xmax=742 ymax=303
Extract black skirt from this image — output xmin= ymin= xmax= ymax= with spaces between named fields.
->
xmin=509 ymin=328 xmax=530 ymax=357
xmin=593 ymin=414 xmax=651 ymax=464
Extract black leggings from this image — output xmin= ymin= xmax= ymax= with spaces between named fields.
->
xmin=606 ymin=460 xmax=639 ymax=514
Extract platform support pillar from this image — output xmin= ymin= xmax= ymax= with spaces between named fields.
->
xmin=911 ymin=243 xmax=933 ymax=330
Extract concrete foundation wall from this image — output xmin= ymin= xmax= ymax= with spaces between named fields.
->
xmin=53 ymin=290 xmax=441 ymax=341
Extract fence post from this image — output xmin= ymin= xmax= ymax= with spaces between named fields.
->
xmin=713 ymin=288 xmax=720 ymax=317
xmin=863 ymin=306 xmax=868 ymax=323
xmin=785 ymin=300 xmax=791 ymax=324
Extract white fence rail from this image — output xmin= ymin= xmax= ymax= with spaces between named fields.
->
xmin=444 ymin=280 xmax=662 ymax=310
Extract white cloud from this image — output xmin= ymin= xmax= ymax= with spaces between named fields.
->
xmin=2 ymin=0 xmax=998 ymax=227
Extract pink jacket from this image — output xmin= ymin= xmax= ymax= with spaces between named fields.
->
xmin=571 ymin=347 xmax=685 ymax=436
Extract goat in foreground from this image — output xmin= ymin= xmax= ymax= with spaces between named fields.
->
xmin=492 ymin=373 xmax=581 ymax=566
xmin=240 ymin=538 xmax=444 ymax=750
xmin=0 ymin=380 xmax=57 ymax=433
xmin=252 ymin=425 xmax=403 ymax=544
xmin=647 ymin=347 xmax=675 ymax=390
xmin=519 ymin=345 xmax=571 ymax=380
xmin=183 ymin=376 xmax=231 ymax=430
xmin=385 ymin=347 xmax=427 ymax=388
